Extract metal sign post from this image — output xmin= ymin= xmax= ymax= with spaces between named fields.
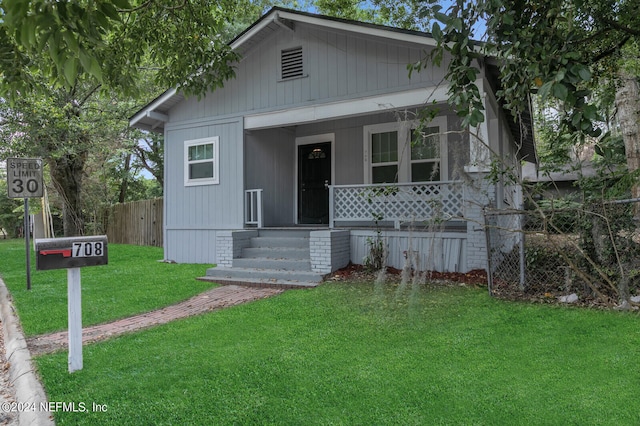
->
xmin=6 ymin=158 xmax=44 ymax=291
xmin=24 ymin=199 xmax=31 ymax=290
xmin=35 ymin=236 xmax=108 ymax=373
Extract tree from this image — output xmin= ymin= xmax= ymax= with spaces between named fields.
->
xmin=0 ymin=0 xmax=242 ymax=98
xmin=615 ymin=45 xmax=640 ymax=201
xmin=417 ymin=0 xmax=639 ymax=179
xmin=0 ymin=1 xmax=252 ymax=236
xmin=131 ymin=132 xmax=164 ymax=189
xmin=0 ymin=176 xmax=22 ymax=238
xmin=0 ymin=79 xmax=120 ymax=235
xmin=416 ymin=0 xmax=640 ymax=306
xmin=314 ymin=0 xmax=431 ymax=30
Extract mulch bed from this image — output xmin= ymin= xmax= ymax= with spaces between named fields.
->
xmin=328 ymin=263 xmax=487 ymax=286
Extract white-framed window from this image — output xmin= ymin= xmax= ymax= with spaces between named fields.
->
xmin=370 ymin=125 xmax=400 ymax=183
xmin=364 ymin=116 xmax=447 ymax=184
xmin=410 ymin=126 xmax=441 ymax=182
xmin=184 ymin=136 xmax=219 ymax=186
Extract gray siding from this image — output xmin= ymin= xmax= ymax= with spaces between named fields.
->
xmin=166 ymin=230 xmax=218 ymax=264
xmin=164 ymin=118 xmax=244 ymax=263
xmin=170 ymin=23 xmax=447 ymax=124
xmin=350 ymin=230 xmax=468 ymax=272
xmin=245 ymin=128 xmax=296 ymax=226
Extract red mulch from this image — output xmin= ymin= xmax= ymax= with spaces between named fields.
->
xmin=329 ymin=263 xmax=487 ymax=286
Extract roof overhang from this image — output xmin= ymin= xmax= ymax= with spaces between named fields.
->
xmin=244 ymin=87 xmax=449 ymax=130
xmin=129 ymin=88 xmax=182 ymax=133
xmin=129 ymin=7 xmax=536 ymax=164
xmin=230 ymin=8 xmax=438 ymax=55
xmin=128 ymin=7 xmax=440 ymax=133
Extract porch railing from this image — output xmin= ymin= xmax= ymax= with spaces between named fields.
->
xmin=244 ymin=189 xmax=263 ymax=228
xmin=329 ymin=181 xmax=464 ymax=229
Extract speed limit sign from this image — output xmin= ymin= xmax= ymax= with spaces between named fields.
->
xmin=6 ymin=158 xmax=44 ymax=198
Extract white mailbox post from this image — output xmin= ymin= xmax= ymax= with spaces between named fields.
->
xmin=35 ymin=236 xmax=108 ymax=373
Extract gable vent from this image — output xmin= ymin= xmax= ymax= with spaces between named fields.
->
xmin=281 ymin=47 xmax=303 ymax=79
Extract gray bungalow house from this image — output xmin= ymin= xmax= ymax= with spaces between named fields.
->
xmin=130 ymin=7 xmax=535 ymax=286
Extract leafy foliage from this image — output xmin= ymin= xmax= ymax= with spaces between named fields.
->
xmin=409 ymin=0 xmax=639 ymax=169
xmin=314 ymin=0 xmax=433 ymax=30
xmin=0 ymin=0 xmax=244 ymax=99
xmin=0 ymin=0 xmax=270 ymax=235
xmin=0 ymin=72 xmax=164 ymax=235
xmin=0 ymin=177 xmax=22 ymax=238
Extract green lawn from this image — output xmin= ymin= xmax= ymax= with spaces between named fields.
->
xmin=0 ymin=239 xmax=217 ymax=335
xmin=2 ymin=240 xmax=639 ymax=424
xmin=36 ymin=283 xmax=640 ymax=425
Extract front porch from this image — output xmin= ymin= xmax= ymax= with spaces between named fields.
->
xmin=233 ymin=110 xmax=491 ymax=282
xmin=245 ymin=180 xmax=466 ymax=230
xmin=207 ymin=224 xmax=470 ymax=287
xmin=210 ymin=180 xmax=477 ymax=286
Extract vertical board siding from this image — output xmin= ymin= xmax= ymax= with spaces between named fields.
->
xmin=350 ymin=230 xmax=468 ymax=272
xmin=170 ymin=23 xmax=446 ymax=124
xmin=105 ymin=198 xmax=163 ymax=247
xmin=165 ymin=119 xmax=244 ymax=231
xmin=163 ymin=118 xmax=243 ymax=262
xmin=165 ymin=230 xmax=218 ymax=264
xmin=244 ymin=128 xmax=296 ymax=225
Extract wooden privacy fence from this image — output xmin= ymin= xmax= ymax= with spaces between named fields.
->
xmin=104 ymin=198 xmax=163 ymax=247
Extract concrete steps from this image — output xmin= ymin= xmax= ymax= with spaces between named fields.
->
xmin=203 ymin=229 xmax=324 ymax=288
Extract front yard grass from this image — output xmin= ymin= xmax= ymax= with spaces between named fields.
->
xmin=33 ymin=279 xmax=640 ymax=425
xmin=0 ymin=239 xmax=217 ymax=335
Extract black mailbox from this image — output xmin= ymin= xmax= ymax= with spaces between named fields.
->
xmin=35 ymin=236 xmax=108 ymax=271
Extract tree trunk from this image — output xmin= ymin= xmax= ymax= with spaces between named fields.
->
xmin=118 ymin=153 xmax=132 ymax=203
xmin=49 ymin=152 xmax=88 ymax=237
xmin=615 ymin=71 xmax=640 ymax=212
xmin=614 ymin=72 xmax=639 ymax=306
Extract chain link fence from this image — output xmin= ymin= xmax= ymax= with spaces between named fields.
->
xmin=484 ymin=199 xmax=640 ymax=306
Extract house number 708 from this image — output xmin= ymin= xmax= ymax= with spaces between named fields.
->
xmin=72 ymin=242 xmax=104 ymax=258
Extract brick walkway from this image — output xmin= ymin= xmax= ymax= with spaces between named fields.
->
xmin=26 ymin=285 xmax=284 ymax=356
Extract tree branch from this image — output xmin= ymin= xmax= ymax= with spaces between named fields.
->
xmin=117 ymin=0 xmax=189 ymax=14
xmin=603 ymin=18 xmax=640 ymax=37
xmin=592 ymin=35 xmax=631 ymax=63
xmin=568 ymin=28 xmax=611 ymax=45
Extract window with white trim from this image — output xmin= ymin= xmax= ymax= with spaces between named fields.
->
xmin=184 ymin=137 xmax=219 ymax=186
xmin=371 ymin=129 xmax=399 ymax=183
xmin=364 ymin=117 xmax=447 ymax=184
xmin=410 ymin=126 xmax=441 ymax=182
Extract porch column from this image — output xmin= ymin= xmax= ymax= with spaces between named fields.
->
xmin=309 ymin=230 xmax=350 ymax=274
xmin=216 ymin=230 xmax=257 ymax=267
xmin=466 ymin=80 xmax=492 ymax=173
xmin=463 ymin=176 xmax=494 ymax=271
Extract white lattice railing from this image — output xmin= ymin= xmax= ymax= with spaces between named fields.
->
xmin=329 ymin=181 xmax=464 ymax=229
xmin=245 ymin=189 xmax=263 ymax=228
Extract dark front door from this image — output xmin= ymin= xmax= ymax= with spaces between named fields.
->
xmin=298 ymin=142 xmax=331 ymax=224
